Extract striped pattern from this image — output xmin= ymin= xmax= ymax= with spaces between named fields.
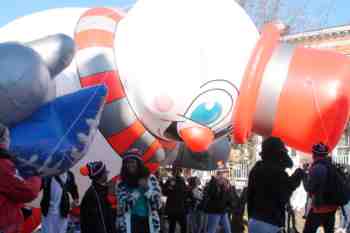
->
xmin=74 ymin=8 xmax=165 ymax=168
xmin=253 ymin=43 xmax=295 ymax=136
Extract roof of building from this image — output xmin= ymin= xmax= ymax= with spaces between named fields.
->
xmin=281 ymin=24 xmax=350 ymax=55
xmin=282 ymin=24 xmax=350 ymax=43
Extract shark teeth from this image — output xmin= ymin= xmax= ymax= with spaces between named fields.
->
xmin=71 ymin=147 xmax=81 ymax=161
xmin=78 ymin=133 xmax=89 ymax=144
xmin=69 ymin=114 xmax=101 ymax=165
xmin=86 ymin=118 xmax=98 ymax=128
xmin=29 ymin=154 xmax=39 ymax=163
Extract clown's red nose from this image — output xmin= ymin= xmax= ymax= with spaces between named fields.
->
xmin=179 ymin=126 xmax=214 ymax=152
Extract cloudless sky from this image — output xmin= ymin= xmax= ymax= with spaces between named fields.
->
xmin=0 ymin=0 xmax=136 ymax=26
xmin=244 ymin=0 xmax=350 ymax=33
xmin=0 ymin=0 xmax=350 ymax=33
xmin=286 ymin=0 xmax=350 ymax=32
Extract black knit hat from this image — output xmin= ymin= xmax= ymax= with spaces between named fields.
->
xmin=260 ymin=137 xmax=293 ymax=168
xmin=80 ymin=161 xmax=107 ymax=179
xmin=122 ymin=148 xmax=143 ymax=162
xmin=261 ymin=137 xmax=285 ymax=156
xmin=312 ymin=142 xmax=329 ymax=157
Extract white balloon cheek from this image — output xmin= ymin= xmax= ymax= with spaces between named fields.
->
xmin=153 ymin=94 xmax=174 ymax=113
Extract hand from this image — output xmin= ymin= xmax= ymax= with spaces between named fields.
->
xmin=107 ymin=180 xmax=116 ymax=193
xmin=131 ymin=191 xmax=141 ymax=200
xmin=138 ymin=178 xmax=148 ymax=189
xmin=294 ymin=168 xmax=306 ymax=179
xmin=302 ymin=163 xmax=310 ymax=171
xmin=72 ymin=199 xmax=80 ymax=207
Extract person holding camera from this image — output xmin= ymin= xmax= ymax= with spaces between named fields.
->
xmin=247 ymin=137 xmax=304 ymax=233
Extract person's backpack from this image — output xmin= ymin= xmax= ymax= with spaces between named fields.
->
xmin=323 ymin=163 xmax=350 ymax=206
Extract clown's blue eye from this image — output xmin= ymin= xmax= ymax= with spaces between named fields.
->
xmin=190 ymin=102 xmax=222 ymax=125
xmin=185 ymin=89 xmax=234 ymax=128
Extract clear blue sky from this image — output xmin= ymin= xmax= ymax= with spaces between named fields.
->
xmin=245 ymin=0 xmax=350 ymax=33
xmin=0 ymin=0 xmax=350 ymax=33
xmin=0 ymin=0 xmax=136 ymax=27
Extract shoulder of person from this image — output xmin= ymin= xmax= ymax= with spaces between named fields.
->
xmin=67 ymin=170 xmax=75 ymax=178
xmin=311 ymin=161 xmax=329 ymax=170
xmin=0 ymin=148 xmax=12 ymax=160
xmin=118 ymin=181 xmax=128 ymax=189
xmin=42 ymin=176 xmax=52 ymax=186
xmin=310 ymin=162 xmax=328 ymax=176
xmin=66 ymin=171 xmax=76 ymax=183
xmin=0 ymin=158 xmax=20 ymax=178
xmin=82 ymin=185 xmax=96 ymax=202
xmin=177 ymin=176 xmax=186 ymax=183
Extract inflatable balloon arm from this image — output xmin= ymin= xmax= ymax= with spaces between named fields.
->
xmin=0 ymin=159 xmax=41 ymax=203
xmin=0 ymin=32 xmax=108 ymax=177
xmin=0 ymin=34 xmax=75 ymax=126
xmin=26 ymin=33 xmax=75 ymax=78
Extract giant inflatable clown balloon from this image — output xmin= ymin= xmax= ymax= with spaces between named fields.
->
xmin=0 ymin=0 xmax=349 ymax=186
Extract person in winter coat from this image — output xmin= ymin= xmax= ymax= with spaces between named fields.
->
xmin=163 ymin=167 xmax=187 ymax=233
xmin=303 ymin=143 xmax=340 ymax=233
xmin=247 ymin=137 xmax=304 ymax=233
xmin=202 ymin=170 xmax=234 ymax=233
xmin=80 ymin=161 xmax=116 ymax=233
xmin=230 ymin=187 xmax=248 ymax=233
xmin=116 ymin=149 xmax=162 ymax=233
xmin=186 ymin=177 xmax=204 ymax=233
xmin=40 ymin=170 xmax=79 ymax=233
xmin=0 ymin=124 xmax=41 ymax=233
xmin=339 ymin=167 xmax=350 ymax=233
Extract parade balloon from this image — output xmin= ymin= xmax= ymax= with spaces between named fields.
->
xmin=0 ymin=0 xmax=257 ymax=180
xmin=0 ymin=0 xmax=349 ymax=200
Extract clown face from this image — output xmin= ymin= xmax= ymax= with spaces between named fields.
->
xmin=116 ymin=0 xmax=259 ymax=151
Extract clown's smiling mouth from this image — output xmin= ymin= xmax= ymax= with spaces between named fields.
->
xmin=164 ymin=122 xmax=182 ymax=141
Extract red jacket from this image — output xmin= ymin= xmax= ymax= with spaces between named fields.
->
xmin=0 ymin=157 xmax=41 ymax=233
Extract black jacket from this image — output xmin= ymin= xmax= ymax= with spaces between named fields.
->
xmin=163 ymin=176 xmax=187 ymax=215
xmin=80 ymin=182 xmax=116 ymax=233
xmin=304 ymin=159 xmax=330 ymax=206
xmin=303 ymin=158 xmax=345 ymax=208
xmin=202 ymin=177 xmax=237 ymax=214
xmin=247 ymin=160 xmax=303 ymax=227
xmin=40 ymin=171 xmax=79 ymax=218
